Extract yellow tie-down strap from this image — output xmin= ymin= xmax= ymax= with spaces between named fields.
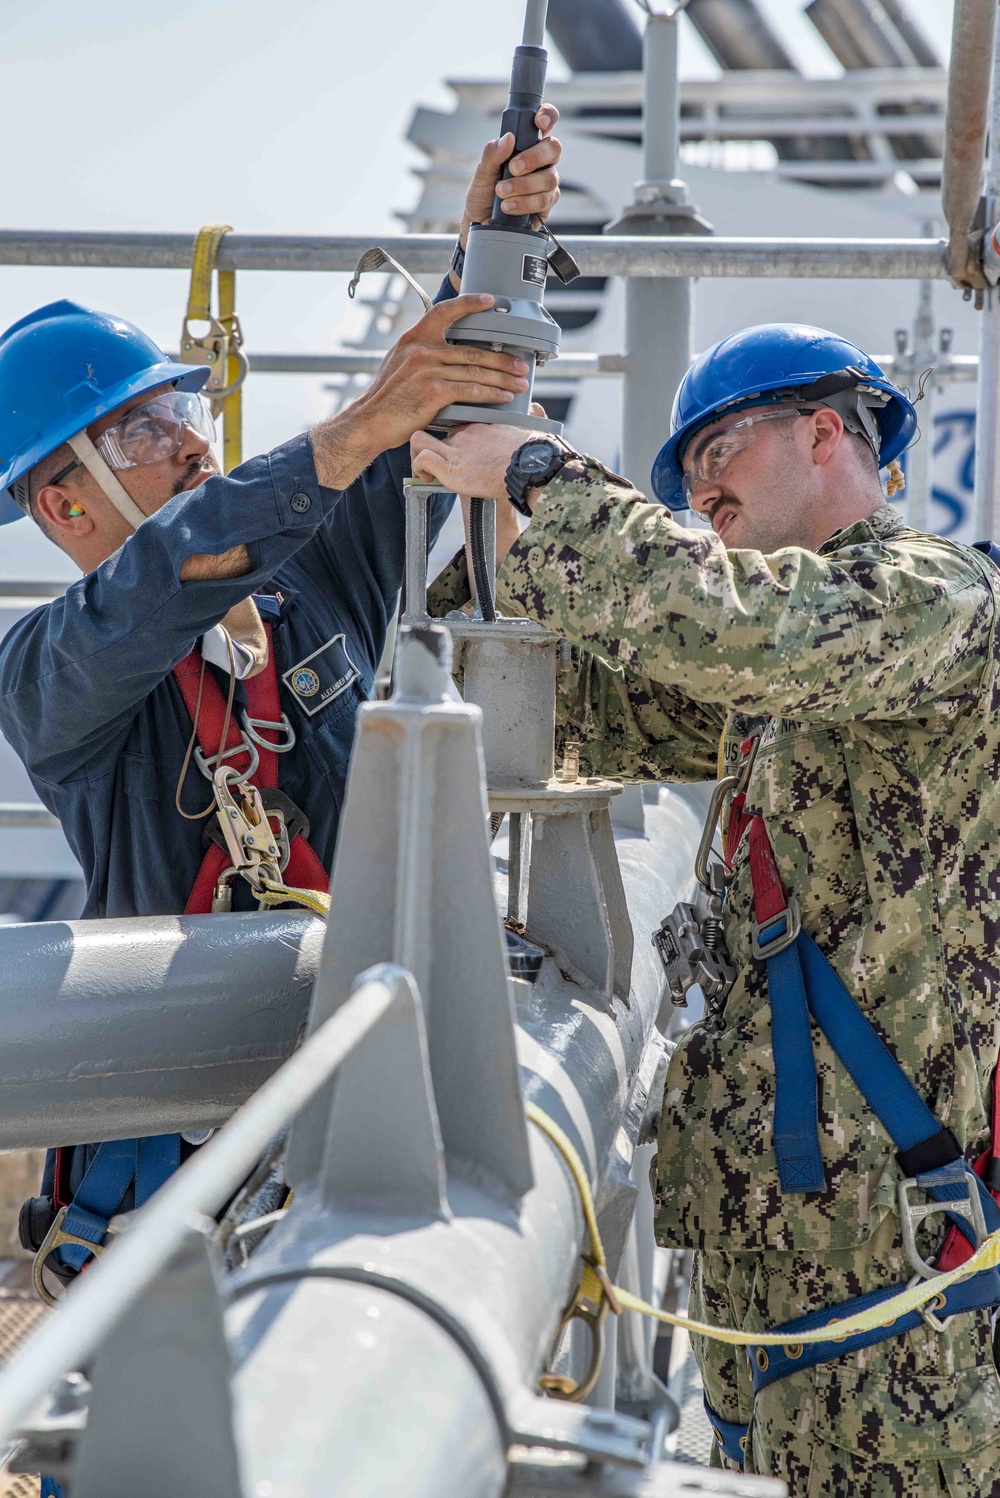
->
xmin=526 ymin=1104 xmax=1000 ymax=1355
xmin=257 ymin=876 xmax=331 ymax=919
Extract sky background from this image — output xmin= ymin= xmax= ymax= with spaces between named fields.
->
xmin=0 ymin=0 xmax=955 ymax=577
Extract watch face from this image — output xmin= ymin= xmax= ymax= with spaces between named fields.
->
xmin=519 ymin=440 xmax=556 ymax=474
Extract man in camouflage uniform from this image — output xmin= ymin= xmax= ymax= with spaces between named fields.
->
xmin=416 ymin=324 xmax=1000 ymax=1497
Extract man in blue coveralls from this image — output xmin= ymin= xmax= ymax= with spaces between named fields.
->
xmin=0 ymin=110 xmax=562 ymax=1334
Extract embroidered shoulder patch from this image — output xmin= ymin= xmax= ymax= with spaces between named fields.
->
xmin=282 ymin=634 xmax=360 ymax=717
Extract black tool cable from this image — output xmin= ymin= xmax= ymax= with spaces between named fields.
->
xmin=469 ymin=497 xmax=497 ymax=622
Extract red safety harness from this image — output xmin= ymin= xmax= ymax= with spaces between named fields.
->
xmin=171 ymin=623 xmax=328 ymax=913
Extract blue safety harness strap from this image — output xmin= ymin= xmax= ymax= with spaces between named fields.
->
xmin=762 ymin=933 xmax=825 ymax=1193
xmin=703 ymin=1395 xmax=750 ymax=1465
xmin=747 ymin=1261 xmax=1000 ymax=1395
xmin=55 ymin=1134 xmax=181 ymax=1271
xmin=768 ymin=928 xmax=999 ymax=1248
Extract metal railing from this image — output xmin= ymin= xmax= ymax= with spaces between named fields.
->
xmin=0 ymin=969 xmax=404 ymax=1443
xmin=0 ymin=230 xmax=948 ymax=280
xmin=0 ymin=805 xmax=60 ymax=830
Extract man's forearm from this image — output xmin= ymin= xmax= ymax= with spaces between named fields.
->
xmin=309 ymin=404 xmax=384 ymax=491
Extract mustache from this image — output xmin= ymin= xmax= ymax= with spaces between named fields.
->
xmin=172 ymin=456 xmax=219 ymax=498
xmin=707 ymin=488 xmax=741 ymax=526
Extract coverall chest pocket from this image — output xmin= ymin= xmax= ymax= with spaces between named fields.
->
xmin=122 ymin=751 xmax=211 ymax=817
xmin=746 ymin=722 xmax=865 ymax=922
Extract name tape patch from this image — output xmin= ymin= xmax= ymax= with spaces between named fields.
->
xmin=283 ymin=634 xmax=360 ymax=717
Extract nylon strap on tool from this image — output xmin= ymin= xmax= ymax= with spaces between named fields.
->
xmin=525 ymin=1103 xmax=1000 ymax=1366
xmin=348 ymin=248 xmax=434 ymax=314
xmin=172 ymin=623 xmax=329 ymax=915
xmin=180 ymin=224 xmax=248 ymax=472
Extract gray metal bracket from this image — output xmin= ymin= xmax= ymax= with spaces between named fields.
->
xmin=320 ymin=964 xmax=448 ymax=1216
xmin=506 ymin=1454 xmax=786 ymax=1496
xmin=528 ymin=801 xmax=634 ymax=1003
xmin=72 ymin=1221 xmax=243 ymax=1498
xmin=289 ymin=625 xmax=533 ymax=1200
xmin=507 ymin=1390 xmax=650 ymax=1469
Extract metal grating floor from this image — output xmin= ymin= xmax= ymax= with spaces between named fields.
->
xmin=0 ymin=1263 xmax=49 ymax=1498
xmin=665 ymin=1350 xmax=715 ymax=1468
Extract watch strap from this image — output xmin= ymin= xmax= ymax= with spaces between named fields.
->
xmin=451 ymin=240 xmax=466 ymax=281
xmin=504 ymin=439 xmax=574 ymax=517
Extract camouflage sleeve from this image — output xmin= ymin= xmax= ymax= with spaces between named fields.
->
xmin=426 ymin=549 xmax=471 ymax=619
xmin=495 ymin=457 xmax=996 ymax=722
xmin=428 ymin=547 xmax=721 ymax=781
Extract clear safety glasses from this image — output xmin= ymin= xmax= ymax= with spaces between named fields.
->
xmin=93 ymin=390 xmax=217 ymax=470
xmin=681 ymin=407 xmax=812 ymax=504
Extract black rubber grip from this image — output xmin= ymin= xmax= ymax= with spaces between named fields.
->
xmin=491 ymin=46 xmax=548 ymax=231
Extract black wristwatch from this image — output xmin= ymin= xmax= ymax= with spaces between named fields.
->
xmin=450 ymin=239 xmax=466 ymax=281
xmin=504 ymin=437 xmax=574 ymax=517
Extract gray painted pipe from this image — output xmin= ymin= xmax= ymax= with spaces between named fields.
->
xmin=228 ymin=795 xmax=700 ymax=1497
xmin=0 ymin=911 xmax=322 ymax=1148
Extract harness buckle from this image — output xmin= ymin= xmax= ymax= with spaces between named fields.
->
xmin=751 ymin=896 xmax=801 ymax=961
xmin=898 ymin=1161 xmax=989 ymax=1283
xmin=194 ymin=734 xmax=259 ymax=783
xmin=240 ymin=710 xmax=297 ymax=755
xmin=905 ymin=1274 xmax=954 ymax=1333
xmin=31 ymin=1206 xmax=116 ymax=1307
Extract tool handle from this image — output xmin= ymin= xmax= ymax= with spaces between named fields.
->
xmin=491 ymin=45 xmax=548 ymax=232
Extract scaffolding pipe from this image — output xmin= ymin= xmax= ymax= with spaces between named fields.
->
xmin=942 ymin=0 xmax=997 ymax=288
xmin=975 ymin=41 xmax=1000 ymax=540
xmin=0 ymin=230 xmax=948 ymax=279
xmin=903 ymin=279 xmax=935 ymax=532
xmin=618 ymin=10 xmax=694 ymax=499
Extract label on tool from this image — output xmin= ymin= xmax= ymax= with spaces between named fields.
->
xmin=521 ymin=254 xmax=548 ymax=287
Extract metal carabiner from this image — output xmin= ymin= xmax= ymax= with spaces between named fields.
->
xmin=694 ymin=774 xmax=739 ymax=891
xmin=212 ymin=767 xmax=284 ymax=894
xmin=537 ymin=1259 xmax=620 ymax=1403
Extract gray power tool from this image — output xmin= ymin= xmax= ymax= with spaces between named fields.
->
xmin=435 ymin=0 xmax=578 ymax=618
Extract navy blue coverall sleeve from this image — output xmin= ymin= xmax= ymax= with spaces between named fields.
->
xmin=0 ymin=436 xmax=333 ymax=783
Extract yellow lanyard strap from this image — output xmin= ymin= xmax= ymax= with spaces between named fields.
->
xmin=527 ymin=1103 xmax=1000 ymax=1355
xmin=180 ymin=224 xmax=247 ymax=473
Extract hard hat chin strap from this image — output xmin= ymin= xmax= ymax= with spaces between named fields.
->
xmin=66 ymin=431 xmax=147 ymax=532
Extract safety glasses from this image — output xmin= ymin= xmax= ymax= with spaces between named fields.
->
xmin=94 ymin=390 xmax=217 ymax=470
xmin=681 ymin=407 xmax=812 ymax=504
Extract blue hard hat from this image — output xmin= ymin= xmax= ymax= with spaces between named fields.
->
xmin=651 ymin=323 xmax=918 ymax=510
xmin=0 ymin=300 xmax=210 ymax=524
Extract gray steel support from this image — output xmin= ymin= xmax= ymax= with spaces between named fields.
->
xmin=288 ymin=625 xmax=533 ymax=1199
xmin=0 ymin=911 xmax=323 ymax=1149
xmin=320 ymin=967 xmax=447 ymax=1216
xmin=608 ymin=11 xmax=709 ymax=501
xmin=73 ymin=1226 xmax=243 ymax=1498
xmin=227 ymin=788 xmax=700 ymax=1497
xmin=897 ymin=272 xmax=936 ymax=532
xmin=0 ymin=229 xmax=948 ymax=279
xmin=458 ymin=622 xmax=558 ymax=787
